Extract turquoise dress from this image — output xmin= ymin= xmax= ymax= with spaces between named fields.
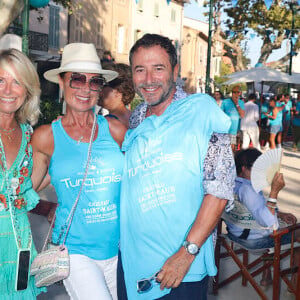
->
xmin=0 ymin=123 xmax=46 ymax=299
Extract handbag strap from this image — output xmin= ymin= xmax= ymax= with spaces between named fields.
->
xmin=41 ymin=108 xmax=100 ymax=251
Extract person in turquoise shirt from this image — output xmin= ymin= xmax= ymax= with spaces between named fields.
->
xmin=264 ymin=98 xmax=285 ymax=149
xmin=221 ymin=85 xmax=245 ymax=151
xmin=32 ymin=43 xmax=126 ymax=300
xmin=119 ymin=34 xmax=235 ymax=300
xmin=292 ymin=96 xmax=300 ymax=151
xmin=260 ymin=97 xmax=269 ymax=127
xmin=282 ymin=94 xmax=293 ymax=142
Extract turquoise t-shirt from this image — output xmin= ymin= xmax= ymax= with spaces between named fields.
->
xmin=221 ymin=98 xmax=245 ymax=134
xmin=49 ymin=116 xmax=124 ymax=260
xmin=293 ymin=102 xmax=300 ymax=127
xmin=260 ymin=102 xmax=269 ymax=120
xmin=120 ymin=94 xmax=231 ymax=300
xmin=275 ymin=101 xmax=285 ymax=124
xmin=270 ymin=103 xmax=284 ymax=127
xmin=283 ymin=100 xmax=293 ymax=121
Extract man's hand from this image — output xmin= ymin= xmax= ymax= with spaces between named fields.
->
xmin=156 ymin=247 xmax=194 ymax=290
xmin=270 ymin=172 xmax=285 ymax=198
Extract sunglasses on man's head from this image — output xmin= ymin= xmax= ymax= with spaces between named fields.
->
xmin=69 ymin=73 xmax=106 ymax=91
xmin=137 ymin=271 xmax=159 ymax=293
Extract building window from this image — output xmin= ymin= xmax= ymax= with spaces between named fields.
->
xmin=199 ymin=46 xmax=202 ymax=62
xmin=154 ymin=3 xmax=159 ymax=17
xmin=117 ymin=25 xmax=125 ymax=53
xmin=137 ymin=0 xmax=143 ymax=12
xmin=96 ymin=20 xmax=103 ymax=49
xmin=171 ymin=9 xmax=176 ymax=23
xmin=75 ymin=14 xmax=83 ymax=42
xmin=49 ymin=5 xmax=60 ymax=49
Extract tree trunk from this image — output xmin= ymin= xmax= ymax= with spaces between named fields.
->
xmin=213 ymin=33 xmax=246 ymax=71
xmin=257 ymin=33 xmax=286 ymax=65
xmin=0 ymin=0 xmax=24 ymax=37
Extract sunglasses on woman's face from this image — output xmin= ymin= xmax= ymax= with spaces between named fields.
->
xmin=137 ymin=272 xmax=159 ymax=293
xmin=69 ymin=73 xmax=106 ymax=91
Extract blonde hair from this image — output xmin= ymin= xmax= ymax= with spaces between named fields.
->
xmin=0 ymin=49 xmax=41 ymax=125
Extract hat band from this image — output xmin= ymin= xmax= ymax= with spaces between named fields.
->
xmin=63 ymin=61 xmax=102 ymax=71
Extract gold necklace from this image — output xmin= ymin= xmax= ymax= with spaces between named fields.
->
xmin=0 ymin=127 xmax=17 ymax=142
xmin=147 ymin=105 xmax=153 ymax=116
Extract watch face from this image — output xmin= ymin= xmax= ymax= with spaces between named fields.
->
xmin=187 ymin=243 xmax=199 ymax=255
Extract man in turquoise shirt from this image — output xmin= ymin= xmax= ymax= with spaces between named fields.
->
xmin=221 ymin=85 xmax=245 ymax=151
xmin=118 ymin=34 xmax=235 ymax=300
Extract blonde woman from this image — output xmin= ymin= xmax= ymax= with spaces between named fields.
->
xmin=0 ymin=49 xmax=46 ymax=299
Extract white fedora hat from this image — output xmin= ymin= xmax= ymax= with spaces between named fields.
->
xmin=44 ymin=43 xmax=118 ymax=83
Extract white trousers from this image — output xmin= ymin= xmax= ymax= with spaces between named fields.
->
xmin=242 ymin=127 xmax=261 ymax=150
xmin=63 ymin=254 xmax=118 ymax=300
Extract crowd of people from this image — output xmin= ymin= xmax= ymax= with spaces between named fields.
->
xmin=213 ymin=88 xmax=300 ymax=152
xmin=0 ymin=33 xmax=298 ymax=300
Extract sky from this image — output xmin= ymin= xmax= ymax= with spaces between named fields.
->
xmin=183 ymin=0 xmax=288 ymax=67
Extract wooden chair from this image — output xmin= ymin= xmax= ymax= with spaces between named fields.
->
xmin=213 ymin=208 xmax=300 ymax=300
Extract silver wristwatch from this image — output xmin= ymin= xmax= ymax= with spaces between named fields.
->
xmin=183 ymin=241 xmax=200 ymax=256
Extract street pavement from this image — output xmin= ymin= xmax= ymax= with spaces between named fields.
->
xmin=29 ymin=144 xmax=299 ymax=300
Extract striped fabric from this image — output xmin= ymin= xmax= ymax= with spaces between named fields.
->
xmin=30 ymin=245 xmax=69 ymax=287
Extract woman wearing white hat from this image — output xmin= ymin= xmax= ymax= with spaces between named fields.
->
xmin=31 ymin=43 xmax=126 ymax=300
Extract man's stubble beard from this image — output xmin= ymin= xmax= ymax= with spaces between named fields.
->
xmin=135 ymin=75 xmax=176 ymax=107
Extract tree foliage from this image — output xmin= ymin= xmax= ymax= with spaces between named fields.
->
xmin=207 ymin=0 xmax=300 ymax=71
xmin=214 ymin=61 xmax=233 ymax=92
xmin=52 ymin=1 xmax=82 ymax=15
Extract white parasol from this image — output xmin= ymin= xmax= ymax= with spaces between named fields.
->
xmin=224 ymin=66 xmax=292 ymax=85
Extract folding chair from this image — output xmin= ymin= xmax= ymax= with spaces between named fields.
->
xmin=213 ymin=201 xmax=300 ymax=300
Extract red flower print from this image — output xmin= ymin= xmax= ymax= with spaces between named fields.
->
xmin=0 ymin=194 xmax=7 ymax=208
xmin=16 ymin=186 xmax=20 ymax=195
xmin=20 ymin=167 xmax=29 ymax=177
xmin=19 ymin=177 xmax=24 ymax=184
xmin=14 ymin=198 xmax=26 ymax=209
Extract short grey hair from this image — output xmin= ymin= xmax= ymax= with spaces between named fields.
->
xmin=0 ymin=49 xmax=40 ymax=125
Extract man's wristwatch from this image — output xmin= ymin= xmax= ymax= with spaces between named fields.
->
xmin=183 ymin=241 xmax=200 ymax=256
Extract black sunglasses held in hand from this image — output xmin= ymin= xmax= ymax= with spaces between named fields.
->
xmin=70 ymin=73 xmax=106 ymax=91
xmin=137 ymin=271 xmax=160 ymax=293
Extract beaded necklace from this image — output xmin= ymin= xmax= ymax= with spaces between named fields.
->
xmin=0 ymin=124 xmax=32 ymax=249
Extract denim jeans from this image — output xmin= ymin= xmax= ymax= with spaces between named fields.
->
xmin=156 ymin=276 xmax=209 ymax=300
xmin=227 ymin=231 xmax=293 ymax=250
xmin=117 ymin=251 xmax=209 ymax=300
xmin=117 ymin=251 xmax=128 ymax=300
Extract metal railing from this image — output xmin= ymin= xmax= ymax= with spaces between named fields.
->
xmin=6 ymin=25 xmax=48 ymax=52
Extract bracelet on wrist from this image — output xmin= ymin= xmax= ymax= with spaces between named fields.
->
xmin=267 ymin=198 xmax=277 ymax=204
